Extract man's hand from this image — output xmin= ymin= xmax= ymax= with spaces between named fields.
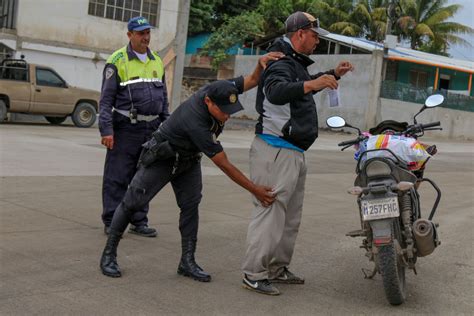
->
xmin=335 ymin=61 xmax=354 ymax=77
xmin=244 ymin=52 xmax=285 ymax=92
xmin=258 ymin=52 xmax=285 ymax=69
xmin=211 ymin=151 xmax=277 ymax=206
xmin=305 ymin=74 xmax=338 ymax=93
xmin=253 ymin=185 xmax=276 ymax=207
xmin=101 ymin=135 xmax=114 ymax=150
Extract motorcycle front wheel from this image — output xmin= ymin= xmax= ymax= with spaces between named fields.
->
xmin=378 ymin=243 xmax=406 ymax=305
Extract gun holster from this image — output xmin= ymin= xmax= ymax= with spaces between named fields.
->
xmin=138 ymin=131 xmax=176 ymax=167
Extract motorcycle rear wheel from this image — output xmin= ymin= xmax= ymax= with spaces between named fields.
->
xmin=378 ymin=243 xmax=406 ymax=305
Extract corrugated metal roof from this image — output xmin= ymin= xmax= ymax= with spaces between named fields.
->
xmin=323 ymin=33 xmax=474 ymax=73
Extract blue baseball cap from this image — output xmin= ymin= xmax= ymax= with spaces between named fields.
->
xmin=128 ymin=16 xmax=152 ymax=31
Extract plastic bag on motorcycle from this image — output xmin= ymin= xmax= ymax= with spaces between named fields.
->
xmin=358 ymin=135 xmax=431 ymax=170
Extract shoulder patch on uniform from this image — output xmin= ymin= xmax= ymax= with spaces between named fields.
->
xmin=110 ymin=52 xmax=124 ymax=65
xmin=105 ymin=67 xmax=115 ymax=80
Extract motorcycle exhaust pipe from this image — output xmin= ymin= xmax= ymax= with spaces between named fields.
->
xmin=413 ymin=219 xmax=439 ymax=257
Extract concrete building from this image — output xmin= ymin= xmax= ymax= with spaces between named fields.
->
xmin=0 ymin=0 xmax=190 ymax=108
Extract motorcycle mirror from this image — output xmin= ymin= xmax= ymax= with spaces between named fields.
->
xmin=326 ymin=116 xmax=346 ymax=128
xmin=415 ymin=94 xmax=444 ymax=123
xmin=425 ymin=94 xmax=444 ymax=108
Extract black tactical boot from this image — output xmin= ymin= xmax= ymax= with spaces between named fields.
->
xmin=177 ymin=238 xmax=211 ymax=282
xmin=100 ymin=230 xmax=123 ymax=278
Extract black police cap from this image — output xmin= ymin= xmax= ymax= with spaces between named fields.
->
xmin=206 ymin=80 xmax=243 ymax=115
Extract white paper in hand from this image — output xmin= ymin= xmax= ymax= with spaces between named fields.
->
xmin=328 ymin=89 xmax=340 ymax=107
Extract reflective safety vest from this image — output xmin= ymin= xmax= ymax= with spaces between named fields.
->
xmin=106 ymin=45 xmax=164 ymax=85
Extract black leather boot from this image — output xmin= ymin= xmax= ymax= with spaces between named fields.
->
xmin=177 ymin=238 xmax=211 ymax=282
xmin=100 ymin=230 xmax=122 ymax=277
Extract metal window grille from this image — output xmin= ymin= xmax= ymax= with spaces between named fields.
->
xmin=88 ymin=0 xmax=159 ymax=27
xmin=0 ymin=0 xmax=16 ymax=29
xmin=0 ymin=43 xmax=13 ymax=62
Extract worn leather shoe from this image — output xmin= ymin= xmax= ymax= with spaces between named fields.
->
xmin=128 ymin=225 xmax=157 ymax=237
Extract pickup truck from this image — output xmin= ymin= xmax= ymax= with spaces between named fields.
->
xmin=0 ymin=58 xmax=100 ymax=127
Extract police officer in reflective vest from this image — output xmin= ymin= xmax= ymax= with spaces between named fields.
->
xmin=99 ymin=16 xmax=168 ymax=237
xmin=99 ymin=52 xmax=284 ymax=281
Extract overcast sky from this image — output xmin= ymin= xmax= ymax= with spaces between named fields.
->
xmin=447 ymin=0 xmax=474 ymax=61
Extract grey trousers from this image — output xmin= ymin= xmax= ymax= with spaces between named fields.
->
xmin=242 ymin=136 xmax=307 ymax=281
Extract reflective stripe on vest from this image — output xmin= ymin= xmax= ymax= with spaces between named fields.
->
xmin=119 ymin=78 xmax=162 ymax=87
xmin=106 ymin=46 xmax=164 ymax=84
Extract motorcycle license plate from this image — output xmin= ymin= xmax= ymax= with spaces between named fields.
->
xmin=361 ymin=197 xmax=399 ymax=221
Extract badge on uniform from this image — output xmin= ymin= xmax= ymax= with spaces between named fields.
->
xmin=105 ymin=68 xmax=115 ymax=80
xmin=229 ymin=94 xmax=237 ymax=104
xmin=153 ymin=70 xmax=158 ymax=78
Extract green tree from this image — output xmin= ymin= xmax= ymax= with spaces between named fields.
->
xmin=317 ymin=0 xmax=358 ymax=35
xmin=188 ymin=0 xmax=260 ymax=36
xmin=318 ymin=0 xmax=389 ymax=42
xmin=202 ymin=11 xmax=264 ymax=69
xmin=214 ymin=0 xmax=260 ymax=26
xmin=202 ymin=0 xmax=321 ymax=68
xmin=395 ymin=0 xmax=473 ymax=54
xmin=188 ymin=0 xmax=220 ymax=36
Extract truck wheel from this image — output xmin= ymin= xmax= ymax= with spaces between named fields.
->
xmin=72 ymin=102 xmax=96 ymax=128
xmin=45 ymin=116 xmax=67 ymax=125
xmin=0 ymin=100 xmax=7 ymax=123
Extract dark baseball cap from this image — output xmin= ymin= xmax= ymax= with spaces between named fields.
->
xmin=206 ymin=80 xmax=243 ymax=115
xmin=128 ymin=16 xmax=152 ymax=31
xmin=285 ymin=11 xmax=329 ymax=35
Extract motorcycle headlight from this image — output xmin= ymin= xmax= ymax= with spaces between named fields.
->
xmin=365 ymin=160 xmax=391 ymax=177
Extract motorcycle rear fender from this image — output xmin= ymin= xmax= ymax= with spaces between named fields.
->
xmin=369 ymin=219 xmax=393 ymax=246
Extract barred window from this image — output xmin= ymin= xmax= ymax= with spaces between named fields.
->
xmin=409 ymin=70 xmax=428 ymax=88
xmin=88 ymin=0 xmax=160 ymax=27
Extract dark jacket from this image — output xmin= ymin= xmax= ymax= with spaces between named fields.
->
xmin=255 ymin=37 xmax=337 ymax=150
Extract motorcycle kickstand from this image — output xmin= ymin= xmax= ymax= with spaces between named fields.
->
xmin=362 ymin=267 xmax=377 ymax=279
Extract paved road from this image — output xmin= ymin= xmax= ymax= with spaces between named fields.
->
xmin=1 ymin=123 xmax=473 ymax=315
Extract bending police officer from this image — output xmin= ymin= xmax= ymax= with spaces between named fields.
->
xmin=99 ymin=17 xmax=168 ymax=237
xmin=100 ymin=52 xmax=284 ymax=282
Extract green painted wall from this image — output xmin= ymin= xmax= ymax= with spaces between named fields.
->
xmin=396 ymin=61 xmax=472 ymax=96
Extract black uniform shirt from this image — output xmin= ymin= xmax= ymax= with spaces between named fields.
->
xmin=159 ymin=76 xmax=244 ymax=158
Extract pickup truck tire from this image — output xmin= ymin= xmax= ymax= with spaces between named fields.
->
xmin=45 ymin=116 xmax=67 ymax=125
xmin=0 ymin=100 xmax=7 ymax=123
xmin=72 ymin=102 xmax=96 ymax=128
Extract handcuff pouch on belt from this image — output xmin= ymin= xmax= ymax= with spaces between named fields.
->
xmin=138 ymin=131 xmax=176 ymax=167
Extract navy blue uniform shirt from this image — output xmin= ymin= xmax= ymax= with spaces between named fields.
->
xmin=99 ymin=44 xmax=170 ymax=136
xmin=159 ymin=76 xmax=244 ymax=158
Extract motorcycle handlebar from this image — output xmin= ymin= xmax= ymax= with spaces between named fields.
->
xmin=421 ymin=121 xmax=441 ymax=129
xmin=338 ymin=136 xmax=367 ymax=147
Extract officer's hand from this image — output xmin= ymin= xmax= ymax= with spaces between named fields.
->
xmin=335 ymin=61 xmax=354 ymax=77
xmin=253 ymin=185 xmax=276 ymax=207
xmin=101 ymin=135 xmax=114 ymax=150
xmin=306 ymin=74 xmax=338 ymax=92
xmin=258 ymin=52 xmax=285 ymax=69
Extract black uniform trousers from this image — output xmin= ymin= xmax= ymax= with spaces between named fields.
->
xmin=109 ymin=157 xmax=203 ymax=240
xmin=101 ymin=114 xmax=159 ymax=227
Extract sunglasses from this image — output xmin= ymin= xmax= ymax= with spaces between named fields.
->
xmin=299 ymin=18 xmax=320 ymax=30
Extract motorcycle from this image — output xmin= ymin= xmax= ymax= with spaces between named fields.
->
xmin=326 ymin=94 xmax=444 ymax=305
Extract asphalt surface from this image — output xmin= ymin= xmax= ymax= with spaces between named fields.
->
xmin=0 ymin=121 xmax=473 ymax=315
